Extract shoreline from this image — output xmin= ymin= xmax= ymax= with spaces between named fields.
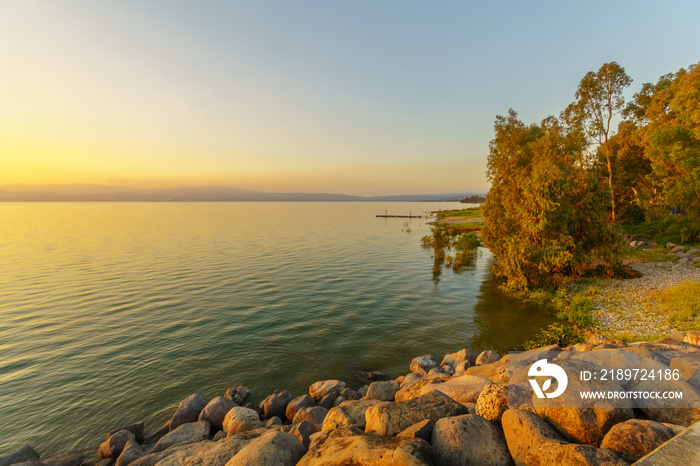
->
xmin=2 ymin=334 xmax=699 ymax=466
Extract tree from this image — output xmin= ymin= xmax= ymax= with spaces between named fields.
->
xmin=564 ymin=62 xmax=632 ymax=220
xmin=481 ymin=110 xmax=615 ymax=289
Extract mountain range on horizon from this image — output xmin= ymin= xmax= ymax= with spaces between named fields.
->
xmin=0 ymin=184 xmax=484 ymax=202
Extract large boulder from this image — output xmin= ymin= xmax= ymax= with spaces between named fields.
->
xmin=410 ymin=355 xmax=440 ymax=376
xmin=599 ymin=419 xmax=675 ymax=463
xmin=395 ymin=374 xmax=450 ymax=402
xmin=108 ymin=423 xmax=145 ymax=444
xmin=628 ymin=377 xmax=700 ymax=426
xmin=224 ymin=386 xmax=251 ymax=405
xmin=684 ymin=331 xmax=700 ymax=346
xmin=223 ymin=407 xmax=261 ymax=436
xmin=364 ymin=390 xmax=468 ymax=436
xmin=441 ymin=349 xmax=475 ymax=369
xmin=322 ymin=400 xmax=382 ymax=431
xmin=199 ymin=397 xmax=237 ymax=430
xmin=670 ymin=352 xmax=700 ymax=381
xmin=532 ymin=359 xmax=634 ymax=445
xmin=292 ymin=406 xmax=329 ymax=431
xmin=98 ymin=430 xmax=135 ymax=460
xmin=296 ymin=427 xmax=434 ymax=466
xmin=365 ymin=380 xmax=400 ymax=402
xmin=501 ymin=409 xmax=627 ymax=466
xmin=572 ymin=349 xmax=669 ymax=389
xmin=285 ymin=395 xmax=316 ymax=422
xmin=225 ymin=431 xmax=305 ymax=466
xmin=431 ymin=414 xmax=513 ymax=465
xmin=259 ymin=390 xmax=294 ymax=421
xmin=465 ymin=360 xmax=509 ymax=383
xmin=0 ymin=446 xmax=39 ymax=466
xmin=476 ymin=350 xmax=501 ymax=365
xmin=309 ymin=380 xmax=346 ymax=400
xmin=476 ymin=383 xmax=533 ymax=423
xmin=420 ymin=375 xmax=493 ymax=403
xmin=170 ymin=393 xmax=208 ymax=431
xmin=115 ymin=441 xmax=143 ymax=466
xmin=152 ymin=421 xmax=211 ymax=453
xmin=130 ymin=441 xmax=215 ymax=466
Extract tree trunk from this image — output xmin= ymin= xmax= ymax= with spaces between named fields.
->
xmin=606 ymin=153 xmax=616 ymax=221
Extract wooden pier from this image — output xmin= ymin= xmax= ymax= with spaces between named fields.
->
xmin=376 ymin=209 xmax=431 ymax=219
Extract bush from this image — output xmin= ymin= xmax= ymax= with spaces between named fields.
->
xmin=522 ymin=323 xmax=589 ymax=350
xmin=619 ymin=204 xmax=646 ymax=225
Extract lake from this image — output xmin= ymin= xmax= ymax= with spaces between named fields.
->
xmin=0 ymin=202 xmax=553 ymax=455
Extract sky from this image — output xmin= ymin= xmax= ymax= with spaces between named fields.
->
xmin=1 ymin=1 xmax=699 ymax=196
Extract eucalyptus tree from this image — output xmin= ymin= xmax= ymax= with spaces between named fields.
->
xmin=564 ymin=62 xmax=632 ymax=220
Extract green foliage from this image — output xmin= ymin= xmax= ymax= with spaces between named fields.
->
xmin=522 ymin=323 xmax=589 ymax=350
xmin=653 ymin=281 xmax=700 ymax=330
xmin=434 ymin=207 xmax=482 ymax=220
xmin=481 ymin=110 xmax=620 ymax=289
xmin=556 ymin=293 xmax=596 ymax=328
xmin=421 ymin=224 xmax=481 ymax=279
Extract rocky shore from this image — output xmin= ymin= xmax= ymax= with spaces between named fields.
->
xmin=2 ymin=333 xmax=700 ymax=466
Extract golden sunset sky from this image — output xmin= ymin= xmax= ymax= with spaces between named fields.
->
xmin=2 ymin=1 xmax=699 ymax=195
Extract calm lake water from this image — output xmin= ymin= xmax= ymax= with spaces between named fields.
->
xmin=0 ymin=202 xmax=553 ymax=455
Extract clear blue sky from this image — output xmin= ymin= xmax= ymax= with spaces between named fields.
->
xmin=2 ymin=0 xmax=699 ymax=195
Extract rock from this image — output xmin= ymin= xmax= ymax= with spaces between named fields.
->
xmin=465 ymin=360 xmax=509 ymax=383
xmin=420 ymin=374 xmax=493 ymax=403
xmin=224 ymin=386 xmax=251 ymax=405
xmin=0 ymin=446 xmax=40 ymax=466
xmin=96 ymin=460 xmax=115 ymax=466
xmin=115 ymin=441 xmax=143 ymax=466
xmin=42 ymin=452 xmax=84 ymax=466
xmin=670 ymin=352 xmax=700 ymax=380
xmin=259 ymin=390 xmax=294 ymax=421
xmin=572 ymin=342 xmax=595 ymax=352
xmin=440 ymin=349 xmax=474 ymax=369
xmin=588 ymin=334 xmax=619 ymax=346
xmin=296 ymin=427 xmax=434 ymax=466
xmin=633 ymin=419 xmax=700 ymax=465
xmin=432 ymin=414 xmax=513 ymax=465
xmin=683 ymin=331 xmax=700 ymax=346
xmin=129 ymin=441 xmax=212 ymax=466
xmin=501 ymin=408 xmax=627 ymax=466
xmin=339 ymin=388 xmax=359 ymax=400
xmin=152 ymin=421 xmax=210 ymax=453
xmin=318 ymin=393 xmax=337 ymax=410
xmin=265 ymin=416 xmax=282 ymax=427
xmin=144 ymin=422 xmax=169 ymax=445
xmin=225 ymin=431 xmax=305 ymax=466
xmin=476 ymin=350 xmax=501 ymax=365
xmin=395 ymin=373 xmax=450 ymax=401
xmin=397 ymin=419 xmax=433 ymax=442
xmin=533 ymin=359 xmax=634 ymax=445
xmin=170 ymin=393 xmax=208 ymax=431
xmin=628 ymin=378 xmax=700 ymax=426
xmin=99 ymin=430 xmax=135 ymax=460
xmin=666 ymin=242 xmax=678 ymax=249
xmin=199 ymin=397 xmax=237 ymax=430
xmin=108 ymin=423 xmax=145 ymax=444
xmin=242 ymin=403 xmax=261 ymax=416
xmin=476 ymin=383 xmax=533 ymax=423
xmin=292 ymin=406 xmax=329 ymax=431
xmin=357 ymin=371 xmax=386 ymax=383
xmin=365 ymin=380 xmax=400 ymax=401
xmin=454 ymin=361 xmax=470 ymax=374
xmin=285 ymin=395 xmax=316 ymax=422
xmin=441 ymin=365 xmax=455 ymax=376
xmin=409 ymin=355 xmax=440 ymax=376
xmin=507 ymin=345 xmax=562 ymax=366
xmin=599 ymin=419 xmax=674 ymax=463
xmin=309 ymin=380 xmax=346 ymax=400
xmin=321 ymin=400 xmax=382 ymax=431
xmin=333 ymin=396 xmax=347 ymax=407
xmin=364 ymin=390 xmax=468 ymax=436
xmin=223 ymin=407 xmax=261 ymax=436
xmin=290 ymin=420 xmax=315 ymax=449
xmin=670 ymin=245 xmax=685 ymax=253
xmin=400 ymin=372 xmax=422 ymax=387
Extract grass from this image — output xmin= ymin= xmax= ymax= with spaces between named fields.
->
xmin=652 ymin=281 xmax=700 ymax=331
xmin=433 ymin=207 xmax=483 ymax=221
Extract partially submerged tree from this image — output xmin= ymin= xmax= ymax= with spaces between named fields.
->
xmin=564 ymin=62 xmax=632 ymax=220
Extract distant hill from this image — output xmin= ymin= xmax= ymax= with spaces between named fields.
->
xmin=460 ymin=194 xmax=486 ymax=204
xmin=0 ymin=184 xmax=475 ymax=202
